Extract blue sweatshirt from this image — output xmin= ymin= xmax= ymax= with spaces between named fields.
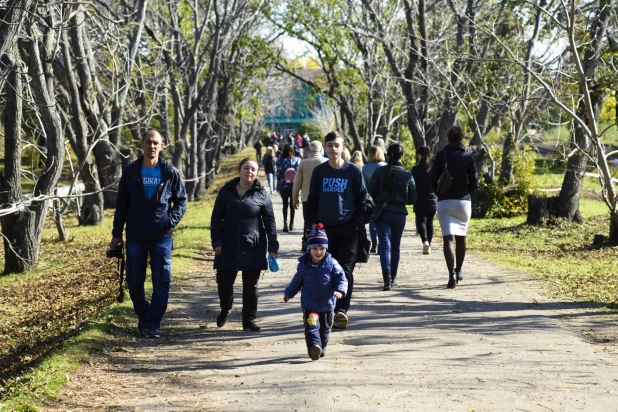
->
xmin=307 ymin=161 xmax=366 ymax=226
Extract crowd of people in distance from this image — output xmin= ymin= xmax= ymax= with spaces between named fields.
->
xmin=110 ymin=127 xmax=478 ymax=361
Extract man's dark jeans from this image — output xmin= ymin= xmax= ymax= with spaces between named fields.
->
xmin=324 ymin=219 xmax=358 ymax=314
xmin=302 ymin=202 xmax=311 ymax=246
xmin=126 ymin=237 xmax=173 ymax=330
xmin=303 ymin=310 xmax=334 ymax=352
xmin=216 ymin=270 xmax=261 ymax=321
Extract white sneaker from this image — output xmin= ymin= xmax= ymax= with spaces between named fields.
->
xmin=423 ymin=241 xmax=430 ymax=255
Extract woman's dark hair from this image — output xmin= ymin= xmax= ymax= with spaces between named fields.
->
xmin=238 ymin=157 xmax=258 ymax=172
xmin=417 ymin=145 xmax=431 ymax=172
xmin=384 ymin=143 xmax=404 ymax=190
xmin=283 ymin=144 xmax=295 ymax=158
xmin=447 ymin=126 xmax=465 ymax=142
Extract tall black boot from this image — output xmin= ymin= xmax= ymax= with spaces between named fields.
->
xmin=447 ymin=272 xmax=457 ymax=289
xmin=382 ymin=269 xmax=391 ymax=291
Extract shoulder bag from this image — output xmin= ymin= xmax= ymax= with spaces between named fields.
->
xmin=436 ymin=150 xmax=453 ymax=195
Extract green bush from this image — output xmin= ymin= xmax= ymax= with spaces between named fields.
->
xmin=474 ymin=148 xmax=536 ymax=218
xmin=298 ymin=121 xmax=322 ymax=140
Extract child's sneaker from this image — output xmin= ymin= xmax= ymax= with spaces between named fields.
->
xmin=423 ymin=241 xmax=430 ymax=255
xmin=333 ymin=311 xmax=348 ymax=329
xmin=309 ymin=344 xmax=322 ymax=360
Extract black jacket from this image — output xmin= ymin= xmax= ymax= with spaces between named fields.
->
xmin=430 ymin=142 xmax=479 ymax=201
xmin=112 ymin=157 xmax=187 ymax=241
xmin=367 ymin=163 xmax=417 ymax=215
xmin=210 ymin=178 xmax=279 ymax=271
xmin=263 ymin=154 xmax=276 ymax=174
xmin=411 ymin=165 xmax=438 ymax=212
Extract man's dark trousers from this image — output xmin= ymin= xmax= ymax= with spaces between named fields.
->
xmin=302 ymin=202 xmax=312 ymax=247
xmin=216 ymin=270 xmax=261 ymax=321
xmin=126 ymin=237 xmax=173 ymax=330
xmin=323 ymin=219 xmax=358 ymax=314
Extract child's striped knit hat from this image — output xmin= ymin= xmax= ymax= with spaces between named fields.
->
xmin=307 ymin=223 xmax=328 ymax=249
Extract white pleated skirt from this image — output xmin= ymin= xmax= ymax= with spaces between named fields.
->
xmin=437 ymin=199 xmax=472 ymax=236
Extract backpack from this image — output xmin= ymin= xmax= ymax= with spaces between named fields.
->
xmin=284 ymin=167 xmax=297 ymax=184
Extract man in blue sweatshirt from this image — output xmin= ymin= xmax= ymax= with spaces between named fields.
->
xmin=110 ymin=129 xmax=187 ymax=338
xmin=307 ymin=131 xmax=367 ymax=329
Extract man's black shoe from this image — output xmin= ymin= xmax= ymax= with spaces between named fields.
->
xmin=145 ymin=328 xmax=160 ymax=338
xmin=216 ymin=311 xmax=229 ymax=328
xmin=242 ymin=320 xmax=261 ymax=331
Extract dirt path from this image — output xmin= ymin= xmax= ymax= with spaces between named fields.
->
xmin=53 ymin=177 xmax=618 ymax=411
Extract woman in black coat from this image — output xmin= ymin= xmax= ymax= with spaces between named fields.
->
xmin=210 ymin=157 xmax=279 ymax=331
xmin=411 ymin=146 xmax=438 ymax=255
xmin=430 ymin=127 xmax=478 ymax=289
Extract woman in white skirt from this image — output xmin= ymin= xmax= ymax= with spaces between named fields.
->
xmin=430 ymin=126 xmax=479 ymax=289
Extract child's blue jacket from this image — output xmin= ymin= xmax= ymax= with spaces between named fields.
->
xmin=284 ymin=252 xmax=348 ymax=312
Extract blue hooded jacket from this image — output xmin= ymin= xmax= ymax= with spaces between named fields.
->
xmin=284 ymin=252 xmax=348 ymax=312
xmin=112 ymin=156 xmax=187 ymax=241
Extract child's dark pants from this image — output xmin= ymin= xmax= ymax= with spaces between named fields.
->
xmin=303 ymin=310 xmax=334 ymax=352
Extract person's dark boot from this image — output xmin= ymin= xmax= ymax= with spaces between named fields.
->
xmin=456 ymin=270 xmax=463 ymax=283
xmin=370 ymin=241 xmax=377 ymax=254
xmin=391 ymin=273 xmax=399 ymax=287
xmin=216 ymin=310 xmax=230 ymax=327
xmin=283 ymin=222 xmax=288 ymax=232
xmin=242 ymin=319 xmax=261 ymax=331
xmin=382 ymin=269 xmax=391 ymax=291
xmin=289 ymin=221 xmax=294 ymax=231
xmin=301 ymin=244 xmax=307 ymax=252
xmin=447 ymin=272 xmax=457 ymax=289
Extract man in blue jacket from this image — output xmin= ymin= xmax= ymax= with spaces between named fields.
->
xmin=110 ymin=129 xmax=187 ymax=338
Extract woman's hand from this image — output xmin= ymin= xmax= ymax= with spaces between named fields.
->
xmin=333 ymin=291 xmax=342 ymax=299
xmin=214 ymin=246 xmax=223 ymax=256
xmin=269 ymin=251 xmax=278 ymax=258
xmin=283 ymin=295 xmax=290 ymax=302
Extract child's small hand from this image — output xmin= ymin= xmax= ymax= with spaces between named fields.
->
xmin=283 ymin=295 xmax=290 ymax=302
xmin=333 ymin=291 xmax=342 ymax=299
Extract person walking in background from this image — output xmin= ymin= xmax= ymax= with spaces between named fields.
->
xmin=301 ymin=134 xmax=311 ymax=158
xmin=307 ymin=131 xmax=367 ymax=329
xmin=293 ymin=141 xmax=327 ymax=251
xmin=283 ymin=224 xmax=348 ymax=360
xmin=350 ymin=150 xmax=364 ymax=171
xmin=362 ymin=145 xmax=387 ymax=254
xmin=110 ymin=129 xmax=187 ymax=339
xmin=367 ymin=143 xmax=416 ymax=290
xmin=263 ymin=146 xmax=277 ymax=194
xmin=254 ymin=138 xmax=263 ymax=164
xmin=412 ymin=146 xmax=438 ymax=255
xmin=277 ymin=144 xmax=301 ymax=232
xmin=430 ymin=126 xmax=479 ymax=289
xmin=210 ymin=157 xmax=279 ymax=331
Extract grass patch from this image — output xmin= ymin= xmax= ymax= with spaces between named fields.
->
xmin=0 ymin=149 xmax=250 ymax=409
xmin=467 ymin=209 xmax=618 ymax=307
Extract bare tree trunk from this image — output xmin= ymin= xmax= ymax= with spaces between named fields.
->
xmin=0 ymin=47 xmax=32 ymax=274
xmin=558 ymin=0 xmax=610 ymax=222
xmin=499 ymin=131 xmax=516 ymax=185
xmin=10 ymin=20 xmax=67 ymax=273
xmin=61 ymin=29 xmax=104 ymax=225
xmin=0 ymin=0 xmax=32 ymax=60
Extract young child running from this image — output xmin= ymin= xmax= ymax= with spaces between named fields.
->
xmin=283 ymin=224 xmax=348 ymax=360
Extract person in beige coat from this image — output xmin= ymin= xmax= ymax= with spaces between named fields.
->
xmin=293 ymin=140 xmax=327 ymax=251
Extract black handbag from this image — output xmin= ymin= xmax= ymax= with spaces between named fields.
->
xmin=437 ymin=150 xmax=453 ymax=195
xmin=357 ymin=224 xmax=371 ymax=263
